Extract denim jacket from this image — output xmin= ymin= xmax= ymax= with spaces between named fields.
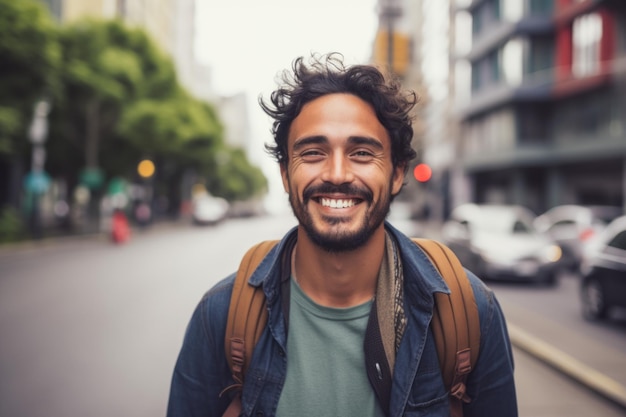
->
xmin=167 ymin=223 xmax=518 ymax=417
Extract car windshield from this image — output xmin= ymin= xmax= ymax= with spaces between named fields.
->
xmin=468 ymin=209 xmax=535 ymax=235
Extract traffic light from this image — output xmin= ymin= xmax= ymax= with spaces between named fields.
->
xmin=413 ymin=163 xmax=432 ymax=183
xmin=137 ymin=159 xmax=155 ymax=179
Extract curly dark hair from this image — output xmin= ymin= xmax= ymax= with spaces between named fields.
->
xmin=259 ymin=53 xmax=418 ymax=175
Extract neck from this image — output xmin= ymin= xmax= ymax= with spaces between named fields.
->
xmin=292 ymin=226 xmax=386 ymax=308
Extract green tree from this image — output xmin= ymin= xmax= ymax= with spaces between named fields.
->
xmin=116 ymin=93 xmax=225 ymax=212
xmin=117 ymin=95 xmax=222 ymax=166
xmin=48 ymin=17 xmax=267 ymax=217
xmin=0 ymin=0 xmax=60 ymax=207
xmin=50 ymin=19 xmax=178 ymax=178
xmin=208 ymin=148 xmax=268 ymax=202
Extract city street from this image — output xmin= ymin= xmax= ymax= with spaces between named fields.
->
xmin=1 ymin=214 xmax=625 ymax=417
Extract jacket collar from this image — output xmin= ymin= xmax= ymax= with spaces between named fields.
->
xmin=384 ymin=222 xmax=451 ymax=296
xmin=247 ymin=222 xmax=451 ymax=300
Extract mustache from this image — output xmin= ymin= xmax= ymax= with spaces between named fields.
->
xmin=302 ymin=183 xmax=373 ymax=203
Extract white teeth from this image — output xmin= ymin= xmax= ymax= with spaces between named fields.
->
xmin=320 ymin=198 xmax=356 ymax=208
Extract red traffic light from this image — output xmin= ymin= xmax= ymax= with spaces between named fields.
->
xmin=413 ymin=163 xmax=432 ymax=182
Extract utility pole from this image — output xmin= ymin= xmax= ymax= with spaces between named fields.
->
xmin=381 ymin=0 xmax=402 ymax=74
xmin=26 ymin=98 xmax=51 ymax=238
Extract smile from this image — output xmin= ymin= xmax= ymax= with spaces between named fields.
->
xmin=319 ymin=198 xmax=358 ymax=209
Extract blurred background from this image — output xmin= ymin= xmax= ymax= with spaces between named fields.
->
xmin=1 ymin=0 xmax=625 ymax=240
xmin=1 ymin=0 xmax=626 ymax=417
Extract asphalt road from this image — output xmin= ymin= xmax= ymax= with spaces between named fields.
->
xmin=1 ymin=214 xmax=624 ymax=417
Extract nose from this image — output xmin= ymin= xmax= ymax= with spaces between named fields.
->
xmin=321 ymin=152 xmax=354 ymax=185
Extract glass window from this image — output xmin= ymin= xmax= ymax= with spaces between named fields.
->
xmin=513 ymin=220 xmax=532 ymax=234
xmin=529 ymin=0 xmax=553 ymax=16
xmin=551 ymin=219 xmax=576 ymax=229
xmin=553 ymin=87 xmax=613 ymax=141
xmin=463 ymin=108 xmax=516 ymax=156
xmin=501 ymin=38 xmax=524 ymax=86
xmin=455 ymin=61 xmax=472 ymax=108
xmin=455 ymin=12 xmax=473 ymax=56
xmin=492 ymin=0 xmax=501 ymax=21
xmin=528 ymin=36 xmax=554 ymax=75
xmin=489 ymin=51 xmax=500 ymax=83
xmin=517 ymin=104 xmax=551 ymax=143
xmin=607 ymin=230 xmax=626 ymax=250
xmin=501 ymin=0 xmax=524 ymax=21
xmin=572 ymin=13 xmax=603 ymax=77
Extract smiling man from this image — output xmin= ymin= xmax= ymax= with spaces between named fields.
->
xmin=167 ymin=53 xmax=518 ymax=417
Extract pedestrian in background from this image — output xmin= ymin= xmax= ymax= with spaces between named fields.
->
xmin=167 ymin=53 xmax=518 ymax=417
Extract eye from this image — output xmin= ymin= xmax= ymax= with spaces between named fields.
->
xmin=300 ymin=149 xmax=325 ymax=161
xmin=351 ymin=149 xmax=375 ymax=160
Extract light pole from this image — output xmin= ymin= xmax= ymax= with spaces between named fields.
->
xmin=25 ymin=98 xmax=51 ymax=238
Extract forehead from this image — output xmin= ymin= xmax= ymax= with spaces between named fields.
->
xmin=288 ymin=93 xmax=390 ymax=148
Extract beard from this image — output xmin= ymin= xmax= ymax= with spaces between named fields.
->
xmin=287 ymin=181 xmax=393 ymax=252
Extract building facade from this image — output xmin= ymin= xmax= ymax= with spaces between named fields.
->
xmin=454 ymin=0 xmax=626 ymax=214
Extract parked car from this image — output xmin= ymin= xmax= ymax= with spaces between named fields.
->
xmin=579 ymin=215 xmax=626 ymax=321
xmin=191 ymin=194 xmax=229 ymax=225
xmin=441 ymin=204 xmax=562 ymax=285
xmin=534 ymin=205 xmax=623 ymax=272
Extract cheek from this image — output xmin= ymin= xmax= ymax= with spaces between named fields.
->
xmin=282 ymin=168 xmax=307 ymax=198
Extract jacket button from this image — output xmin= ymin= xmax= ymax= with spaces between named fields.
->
xmin=278 ymin=348 xmax=285 ymax=357
xmin=256 ymin=412 xmax=264 ymax=416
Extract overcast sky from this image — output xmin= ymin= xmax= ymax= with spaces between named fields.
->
xmin=194 ymin=0 xmax=379 ymax=212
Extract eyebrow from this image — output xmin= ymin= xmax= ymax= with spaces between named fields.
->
xmin=293 ymin=135 xmax=384 ymax=151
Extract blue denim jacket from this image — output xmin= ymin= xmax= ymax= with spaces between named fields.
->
xmin=167 ymin=223 xmax=518 ymax=417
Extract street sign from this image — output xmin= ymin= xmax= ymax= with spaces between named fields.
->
xmin=24 ymin=171 xmax=51 ymax=194
xmin=79 ymin=167 xmax=104 ymax=190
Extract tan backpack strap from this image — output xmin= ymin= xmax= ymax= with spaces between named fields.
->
xmin=222 ymin=240 xmax=279 ymax=403
xmin=413 ymin=239 xmax=481 ymax=417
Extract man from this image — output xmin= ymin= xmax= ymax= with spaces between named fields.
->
xmin=167 ymin=53 xmax=518 ymax=417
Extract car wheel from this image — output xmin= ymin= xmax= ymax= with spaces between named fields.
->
xmin=581 ymin=277 xmax=607 ymax=320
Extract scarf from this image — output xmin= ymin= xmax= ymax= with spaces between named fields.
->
xmin=374 ymin=232 xmax=407 ymax=375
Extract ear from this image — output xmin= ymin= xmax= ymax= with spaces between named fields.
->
xmin=280 ymin=162 xmax=290 ymax=193
xmin=391 ymin=164 xmax=405 ymax=196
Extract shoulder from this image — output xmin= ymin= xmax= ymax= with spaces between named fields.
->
xmin=196 ymin=273 xmax=236 ymax=323
xmin=464 ymin=269 xmax=503 ymax=331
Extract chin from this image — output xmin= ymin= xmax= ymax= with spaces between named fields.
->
xmin=305 ymin=223 xmax=376 ymax=252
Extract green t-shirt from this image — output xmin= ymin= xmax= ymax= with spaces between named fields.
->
xmin=276 ymin=279 xmax=384 ymax=417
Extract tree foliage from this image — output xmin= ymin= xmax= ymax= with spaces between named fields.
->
xmin=208 ymin=148 xmax=268 ymax=201
xmin=2 ymin=7 xmax=267 ymax=219
xmin=0 ymin=0 xmax=60 ymax=155
xmin=51 ymin=19 xmax=179 ymax=172
xmin=117 ymin=94 xmax=222 ymax=162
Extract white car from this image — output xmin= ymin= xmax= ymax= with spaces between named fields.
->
xmin=442 ymin=204 xmax=562 ymax=285
xmin=192 ymin=195 xmax=229 ymax=225
xmin=534 ymin=205 xmax=622 ymax=273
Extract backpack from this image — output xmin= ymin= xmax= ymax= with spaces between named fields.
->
xmin=221 ymin=238 xmax=481 ymax=417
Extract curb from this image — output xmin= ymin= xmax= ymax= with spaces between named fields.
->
xmin=0 ymin=231 xmax=106 ymax=255
xmin=0 ymin=219 xmax=188 ymax=256
xmin=508 ymin=323 xmax=626 ymax=411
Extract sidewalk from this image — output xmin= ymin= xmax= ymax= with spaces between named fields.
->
xmin=503 ymin=301 xmax=626 ymax=411
xmin=0 ymin=218 xmax=187 ymax=256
